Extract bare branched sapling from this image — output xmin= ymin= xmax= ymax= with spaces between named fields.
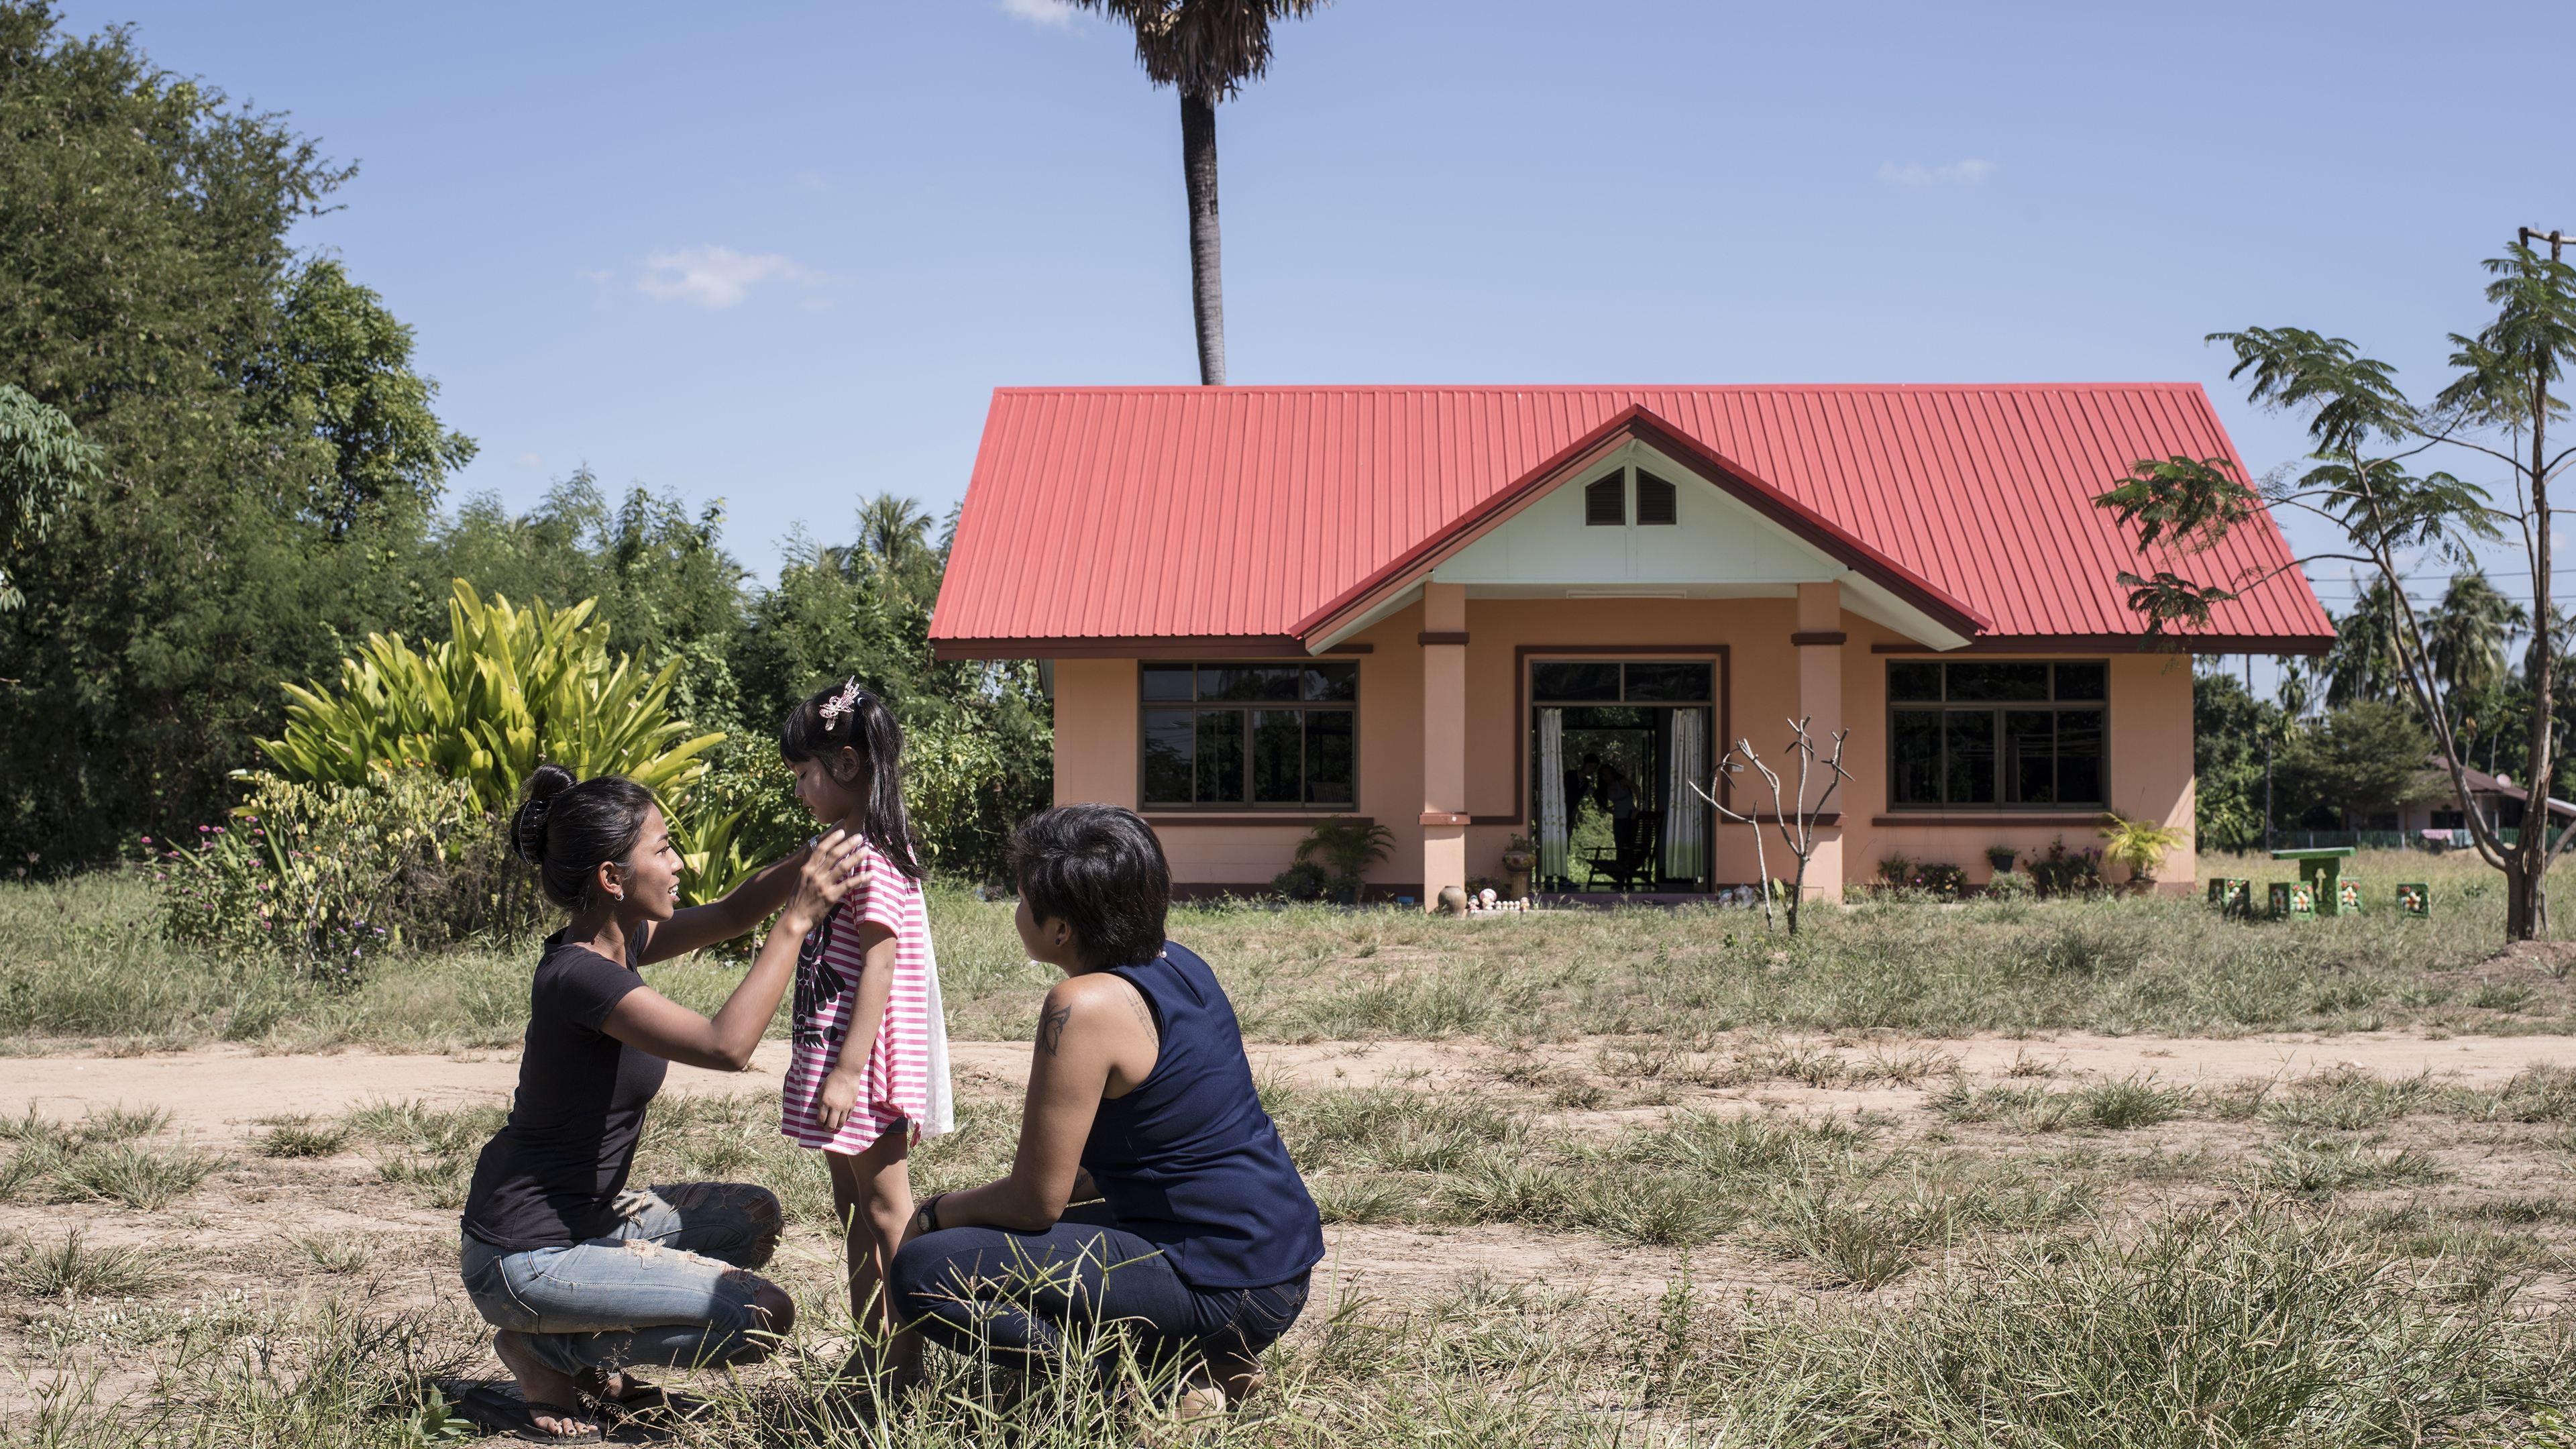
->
xmin=1692 ymin=718 xmax=1853 ymax=934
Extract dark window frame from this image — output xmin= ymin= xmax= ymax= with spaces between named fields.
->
xmin=1884 ymin=660 xmax=2108 ymax=812
xmin=1584 ymin=473 xmax=1625 ymax=527
xmin=1138 ymin=660 xmax=1360 ymax=811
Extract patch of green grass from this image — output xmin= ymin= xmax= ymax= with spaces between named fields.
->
xmin=2 ymin=1230 xmax=158 ymax=1297
xmin=2264 ymin=1067 xmax=2436 ymax=1130
xmin=52 ymin=1140 xmax=217 ymax=1210
xmin=2259 ymin=1136 xmax=2452 ymax=1195
xmin=254 ymin=1116 xmax=350 ymax=1159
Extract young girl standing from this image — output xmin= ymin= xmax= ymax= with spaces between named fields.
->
xmin=777 ymin=680 xmax=954 ymax=1361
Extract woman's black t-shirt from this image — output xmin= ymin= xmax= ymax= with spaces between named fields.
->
xmin=460 ymin=929 xmax=669 ymax=1250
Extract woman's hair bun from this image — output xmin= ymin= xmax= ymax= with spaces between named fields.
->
xmin=511 ymin=763 xmax=579 ymax=866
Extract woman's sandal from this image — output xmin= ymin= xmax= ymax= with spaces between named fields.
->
xmin=443 ymin=1378 xmax=615 ymax=1442
xmin=590 ymin=1376 xmax=710 ymax=1423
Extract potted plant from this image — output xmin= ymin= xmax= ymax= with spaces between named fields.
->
xmin=1499 ymin=834 xmax=1536 ymax=900
xmin=1984 ymin=845 xmax=2019 ymax=878
xmin=2098 ymin=812 xmax=2189 ymax=894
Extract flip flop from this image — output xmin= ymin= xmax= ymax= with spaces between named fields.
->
xmin=593 ymin=1377 xmax=710 ymax=1422
xmin=439 ymin=1377 xmax=652 ymax=1444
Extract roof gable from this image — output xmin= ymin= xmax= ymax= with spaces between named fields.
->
xmin=932 ymin=384 xmax=2334 ymax=656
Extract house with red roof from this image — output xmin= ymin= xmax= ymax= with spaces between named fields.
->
xmin=932 ymin=385 xmax=2332 ymax=904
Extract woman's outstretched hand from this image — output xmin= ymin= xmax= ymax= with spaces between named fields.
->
xmin=781 ymin=829 xmax=868 ymax=936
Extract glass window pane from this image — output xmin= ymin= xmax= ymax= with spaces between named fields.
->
xmin=1142 ymin=708 xmax=1195 ymax=804
xmin=1888 ymin=661 xmax=1942 ymax=702
xmin=1623 ymin=662 xmax=1712 ymax=701
xmin=2054 ymin=662 xmax=2107 ymax=701
xmin=1198 ymin=665 xmax=1299 ymax=701
xmin=1195 ymin=710 xmax=1244 ymax=804
xmin=1140 ymin=663 xmax=1195 ymax=702
xmin=1946 ymin=663 xmax=2049 ymax=701
xmin=2002 ymin=710 xmax=2055 ymax=804
xmin=1304 ymin=710 xmax=1354 ymax=805
xmin=1533 ymin=661 xmax=1621 ymax=700
xmin=1585 ymin=474 xmax=1625 ymax=526
xmin=1891 ymin=710 xmax=1943 ymax=805
xmin=1944 ymin=710 xmax=1998 ymax=804
xmin=1251 ymin=710 xmax=1303 ymax=804
xmin=2056 ymin=708 xmax=2104 ymax=803
xmin=1302 ymin=661 xmax=1358 ymax=702
xmin=1561 ymin=705 xmax=1647 ymax=731
xmin=1635 ymin=470 xmax=1678 ymax=525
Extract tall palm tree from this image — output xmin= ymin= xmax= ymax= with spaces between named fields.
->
xmin=2276 ymin=659 xmax=2315 ymax=721
xmin=1065 ymin=0 xmax=1328 ymax=385
xmin=2428 ymin=568 xmax=2529 ymax=700
xmin=2324 ymin=576 xmax=2406 ymax=708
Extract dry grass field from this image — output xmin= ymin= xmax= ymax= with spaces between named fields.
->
xmin=2 ymin=851 xmax=2573 ymax=1446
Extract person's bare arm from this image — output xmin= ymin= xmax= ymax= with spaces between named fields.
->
xmin=639 ymin=842 xmax=814 ymax=965
xmin=812 ymin=923 xmax=898 ymax=1133
xmin=603 ymin=831 xmax=863 ymax=1071
xmin=925 ymin=975 xmax=1155 ymax=1232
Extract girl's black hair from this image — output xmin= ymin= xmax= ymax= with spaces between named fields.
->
xmin=509 ymin=763 xmax=661 ymax=911
xmin=780 ymin=680 xmax=924 ymax=879
xmin=1009 ymin=805 xmax=1169 ymax=969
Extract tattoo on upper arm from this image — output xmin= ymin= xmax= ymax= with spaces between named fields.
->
xmin=1038 ymin=1004 xmax=1072 ymax=1057
xmin=1124 ymin=987 xmax=1156 ymax=1037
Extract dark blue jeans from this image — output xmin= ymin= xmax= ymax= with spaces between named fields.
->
xmin=888 ymin=1203 xmax=1309 ymax=1378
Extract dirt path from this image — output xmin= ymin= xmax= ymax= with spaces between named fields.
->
xmin=2 ymin=1031 xmax=2567 ymax=1140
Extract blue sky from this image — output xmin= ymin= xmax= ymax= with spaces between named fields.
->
xmin=60 ymin=0 xmax=2576 ymax=655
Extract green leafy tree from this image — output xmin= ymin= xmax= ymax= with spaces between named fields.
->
xmin=1062 ymin=0 xmax=1328 ymax=384
xmin=2093 ymin=233 xmax=2576 ymax=938
xmin=431 ymin=472 xmax=747 ymax=731
xmin=2192 ymin=670 xmax=2277 ymax=851
xmin=0 ymin=385 xmax=101 ymax=610
xmin=2277 ymin=702 xmax=2441 ymax=827
xmin=0 ymin=5 xmax=471 ymax=869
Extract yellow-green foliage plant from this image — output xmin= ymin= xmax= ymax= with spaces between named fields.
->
xmin=258 ymin=580 xmax=733 ymax=899
xmin=2099 ymin=810 xmax=2190 ymax=888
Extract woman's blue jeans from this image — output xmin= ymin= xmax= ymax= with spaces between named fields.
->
xmin=459 ymin=1182 xmax=784 ymax=1380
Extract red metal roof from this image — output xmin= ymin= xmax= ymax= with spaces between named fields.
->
xmin=932 ymin=384 xmax=2333 ymax=655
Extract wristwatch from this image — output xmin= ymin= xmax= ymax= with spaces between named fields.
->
xmin=912 ymin=1191 xmax=948 ymax=1237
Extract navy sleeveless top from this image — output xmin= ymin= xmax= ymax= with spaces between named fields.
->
xmin=1081 ymin=942 xmax=1324 ymax=1290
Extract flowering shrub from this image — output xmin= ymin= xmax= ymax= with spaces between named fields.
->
xmin=2025 ymin=837 xmax=2107 ymax=899
xmin=1876 ymin=856 xmax=1970 ymax=898
xmin=156 ymin=770 xmax=504 ymax=975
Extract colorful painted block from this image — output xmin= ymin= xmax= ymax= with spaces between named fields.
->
xmin=2208 ymin=878 xmax=2231 ymax=906
xmin=2214 ymin=878 xmax=2252 ymax=916
xmin=2269 ymin=881 xmax=2316 ymax=920
xmin=2397 ymin=882 xmax=2430 ymax=919
xmin=2337 ymin=881 xmax=2362 ymax=914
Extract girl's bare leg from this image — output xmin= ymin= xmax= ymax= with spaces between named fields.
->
xmin=825 ymin=1132 xmax=913 ymax=1377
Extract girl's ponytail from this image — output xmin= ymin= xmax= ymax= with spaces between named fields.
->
xmin=781 ymin=680 xmax=926 ymax=879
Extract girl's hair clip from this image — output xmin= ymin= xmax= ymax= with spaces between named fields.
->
xmin=818 ymin=678 xmax=862 ymax=725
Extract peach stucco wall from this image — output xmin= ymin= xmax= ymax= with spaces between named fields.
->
xmin=1041 ymin=594 xmax=2200 ymax=894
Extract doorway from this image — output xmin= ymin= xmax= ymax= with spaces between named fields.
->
xmin=1527 ymin=658 xmax=1716 ymax=894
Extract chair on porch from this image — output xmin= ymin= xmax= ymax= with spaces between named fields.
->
xmin=1582 ymin=810 xmax=1662 ymax=892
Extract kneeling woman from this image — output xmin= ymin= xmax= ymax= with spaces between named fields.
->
xmin=458 ymin=765 xmax=868 ymax=1440
xmin=888 ymin=805 xmax=1323 ymax=1412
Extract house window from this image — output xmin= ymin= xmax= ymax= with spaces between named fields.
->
xmin=1635 ymin=470 xmax=1678 ymax=525
xmin=1887 ymin=661 xmax=2106 ymax=810
xmin=1139 ymin=662 xmax=1357 ymax=809
xmin=1585 ymin=474 xmax=1625 ymax=526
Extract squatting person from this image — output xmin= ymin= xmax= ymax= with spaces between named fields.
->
xmin=884 ymin=803 xmax=1324 ymax=1418
xmin=455 ymin=763 xmax=865 ymax=1441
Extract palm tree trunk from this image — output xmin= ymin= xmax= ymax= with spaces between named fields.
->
xmin=1180 ymin=89 xmax=1225 ymax=386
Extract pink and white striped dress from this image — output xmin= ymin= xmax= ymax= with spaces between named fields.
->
xmin=779 ymin=838 xmax=953 ymax=1153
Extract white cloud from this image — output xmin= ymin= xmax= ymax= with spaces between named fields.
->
xmin=1879 ymin=158 xmax=1996 ymax=188
xmin=514 ymin=451 xmax=543 ymax=470
xmin=1000 ymin=0 xmax=1077 ymax=26
xmin=635 ymin=246 xmax=828 ymax=309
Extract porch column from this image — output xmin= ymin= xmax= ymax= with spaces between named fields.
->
xmin=1419 ymin=582 xmax=1470 ymax=908
xmin=1792 ymin=581 xmax=1846 ymax=902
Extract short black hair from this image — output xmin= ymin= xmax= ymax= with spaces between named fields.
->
xmin=1009 ymin=805 xmax=1169 ymax=969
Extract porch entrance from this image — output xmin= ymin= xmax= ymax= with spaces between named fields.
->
xmin=1527 ymin=659 xmax=1716 ymax=894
